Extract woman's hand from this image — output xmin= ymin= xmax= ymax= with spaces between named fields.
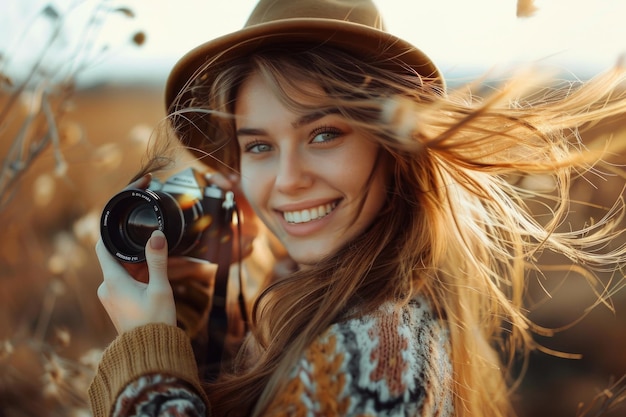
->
xmin=94 ymin=170 xmax=258 ymax=335
xmin=96 ymin=230 xmax=177 ymax=334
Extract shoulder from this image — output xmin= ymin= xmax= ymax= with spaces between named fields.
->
xmin=272 ymin=297 xmax=454 ymax=417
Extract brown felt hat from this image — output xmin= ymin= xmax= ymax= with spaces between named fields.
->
xmin=165 ymin=0 xmax=443 ymax=167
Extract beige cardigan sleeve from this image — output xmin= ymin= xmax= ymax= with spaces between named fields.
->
xmin=88 ymin=323 xmax=209 ymax=417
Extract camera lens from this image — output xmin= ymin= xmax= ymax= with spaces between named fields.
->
xmin=126 ymin=204 xmax=160 ymax=248
xmin=100 ymin=188 xmax=183 ymax=263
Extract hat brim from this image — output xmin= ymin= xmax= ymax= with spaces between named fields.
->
xmin=164 ymin=18 xmax=443 ymax=168
xmin=165 ymin=18 xmax=443 ymax=110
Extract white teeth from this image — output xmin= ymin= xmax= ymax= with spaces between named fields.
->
xmin=283 ymin=202 xmax=337 ymax=224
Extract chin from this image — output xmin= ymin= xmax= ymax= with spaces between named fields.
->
xmin=288 ymin=249 xmax=333 ymax=269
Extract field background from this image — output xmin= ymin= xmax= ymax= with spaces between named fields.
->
xmin=2 ymin=1 xmax=626 ymax=416
xmin=1 ymin=81 xmax=626 ymax=417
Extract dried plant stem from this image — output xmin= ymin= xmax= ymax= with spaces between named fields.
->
xmin=33 ymin=282 xmax=59 ymax=347
xmin=0 ymin=86 xmax=69 ymax=211
xmin=577 ymin=375 xmax=626 ymax=417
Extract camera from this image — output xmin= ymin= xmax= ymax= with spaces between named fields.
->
xmin=100 ymin=168 xmax=235 ymax=264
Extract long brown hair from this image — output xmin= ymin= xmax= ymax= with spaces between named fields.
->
xmin=163 ymin=47 xmax=626 ymax=417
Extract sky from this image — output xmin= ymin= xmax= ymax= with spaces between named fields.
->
xmin=2 ymin=0 xmax=626 ymax=88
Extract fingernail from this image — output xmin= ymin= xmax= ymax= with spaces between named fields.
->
xmin=150 ymin=230 xmax=166 ymax=250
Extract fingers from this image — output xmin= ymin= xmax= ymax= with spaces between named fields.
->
xmin=95 ymin=231 xmax=177 ymax=333
xmin=144 ymin=230 xmax=177 ymax=326
xmin=95 ymin=239 xmax=130 ymax=279
xmin=94 ymin=244 xmax=126 ymax=334
xmin=144 ymin=230 xmax=170 ymax=291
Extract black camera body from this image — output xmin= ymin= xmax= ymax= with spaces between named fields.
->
xmin=100 ymin=168 xmax=235 ymax=264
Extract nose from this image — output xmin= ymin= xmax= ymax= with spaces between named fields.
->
xmin=274 ymin=147 xmax=313 ymax=194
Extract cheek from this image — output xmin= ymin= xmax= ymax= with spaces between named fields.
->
xmin=240 ymin=167 xmax=268 ymax=218
xmin=358 ymin=157 xmax=391 ymax=218
xmin=239 ymin=160 xmax=256 ymax=193
xmin=342 ymin=155 xmax=381 ymax=195
xmin=240 ymin=175 xmax=256 ymax=209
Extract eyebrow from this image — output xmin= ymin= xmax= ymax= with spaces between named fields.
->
xmin=292 ymin=109 xmax=340 ymax=128
xmin=236 ymin=109 xmax=341 ymax=137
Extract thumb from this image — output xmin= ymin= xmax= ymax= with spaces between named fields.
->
xmin=145 ymin=230 xmax=169 ymax=288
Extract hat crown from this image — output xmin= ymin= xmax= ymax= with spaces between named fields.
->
xmin=245 ymin=0 xmax=384 ymax=30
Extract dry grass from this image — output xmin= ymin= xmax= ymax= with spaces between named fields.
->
xmin=0 ymin=2 xmax=154 ymax=416
xmin=0 ymin=85 xmax=164 ymax=417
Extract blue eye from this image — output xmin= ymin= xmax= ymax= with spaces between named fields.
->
xmin=245 ymin=141 xmax=272 ymax=153
xmin=311 ymin=127 xmax=342 ymax=143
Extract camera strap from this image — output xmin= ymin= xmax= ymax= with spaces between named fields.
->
xmin=195 ymin=192 xmax=237 ymax=381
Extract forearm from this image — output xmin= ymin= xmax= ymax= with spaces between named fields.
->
xmin=89 ymin=323 xmax=209 ymax=417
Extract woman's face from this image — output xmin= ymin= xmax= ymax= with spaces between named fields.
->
xmin=234 ymin=72 xmax=389 ymax=267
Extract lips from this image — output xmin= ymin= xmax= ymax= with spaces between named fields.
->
xmin=282 ymin=201 xmax=338 ymax=224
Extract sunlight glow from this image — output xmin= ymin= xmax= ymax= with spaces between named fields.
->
xmin=2 ymin=0 xmax=625 ymax=86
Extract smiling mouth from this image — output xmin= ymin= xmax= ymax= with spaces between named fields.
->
xmin=282 ymin=201 xmax=338 ymax=224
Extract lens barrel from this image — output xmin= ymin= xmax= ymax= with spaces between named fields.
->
xmin=100 ymin=188 xmax=183 ymax=263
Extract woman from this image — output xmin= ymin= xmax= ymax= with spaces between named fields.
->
xmin=90 ymin=0 xmax=626 ymax=416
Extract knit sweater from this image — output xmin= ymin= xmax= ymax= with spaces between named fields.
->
xmin=88 ymin=297 xmax=453 ymax=417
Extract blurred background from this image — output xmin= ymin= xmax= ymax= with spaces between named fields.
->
xmin=1 ymin=0 xmax=626 ymax=416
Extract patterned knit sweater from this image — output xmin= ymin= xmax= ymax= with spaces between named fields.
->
xmin=88 ymin=297 xmax=454 ymax=417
